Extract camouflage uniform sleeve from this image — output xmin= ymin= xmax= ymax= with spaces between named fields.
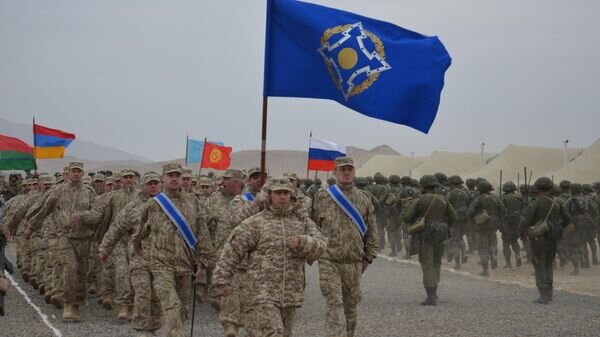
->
xmin=518 ymin=200 xmax=539 ymax=235
xmin=195 ymin=199 xmax=215 ymax=270
xmin=559 ymin=202 xmax=572 ymax=227
xmin=81 ymin=193 xmax=109 ymax=226
xmin=99 ymin=201 xmax=136 ymax=256
xmin=446 ymin=199 xmax=458 ymax=226
xmin=28 ymin=190 xmax=58 ymax=232
xmin=361 ymin=191 xmax=379 ymax=262
xmin=212 ymin=221 xmax=257 ymax=288
xmin=80 ymin=188 xmax=97 ymax=226
xmin=293 ymin=218 xmax=328 ymax=263
xmin=131 ymin=200 xmax=152 ymax=251
xmin=467 ymin=196 xmax=481 ymax=220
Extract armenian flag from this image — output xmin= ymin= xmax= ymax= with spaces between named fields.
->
xmin=308 ymin=137 xmax=346 ymax=171
xmin=0 ymin=134 xmax=36 ymax=170
xmin=200 ymin=143 xmax=232 ymax=170
xmin=33 ymin=123 xmax=76 ymax=159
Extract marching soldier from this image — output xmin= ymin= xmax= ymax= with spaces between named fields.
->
xmin=446 ymin=175 xmax=470 ymax=269
xmin=501 ymin=181 xmax=524 ymax=269
xmin=312 ymin=157 xmax=378 ymax=337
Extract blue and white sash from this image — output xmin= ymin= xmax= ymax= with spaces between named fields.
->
xmin=153 ymin=192 xmax=197 ymax=251
xmin=242 ymin=192 xmax=255 ymax=202
xmin=327 ymin=185 xmax=367 ymax=237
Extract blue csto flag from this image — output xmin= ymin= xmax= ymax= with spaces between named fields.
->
xmin=263 ymin=0 xmax=452 ymax=133
xmin=187 ymin=139 xmax=223 ymax=164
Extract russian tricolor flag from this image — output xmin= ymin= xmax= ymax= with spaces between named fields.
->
xmin=307 ymin=137 xmax=346 ymax=171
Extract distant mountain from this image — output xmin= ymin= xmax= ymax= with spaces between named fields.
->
xmin=0 ymin=118 xmax=151 ymax=162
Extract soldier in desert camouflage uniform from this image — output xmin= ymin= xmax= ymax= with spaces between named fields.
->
xmin=214 ymin=177 xmax=327 ymax=337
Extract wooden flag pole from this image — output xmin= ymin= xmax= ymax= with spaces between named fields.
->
xmin=306 ymin=130 xmax=312 ymax=179
xmin=185 ymin=135 xmax=189 ymax=166
xmin=260 ymin=97 xmax=268 ymax=185
xmin=32 ymin=116 xmax=38 ymax=174
xmin=199 ymin=137 xmax=208 ymax=176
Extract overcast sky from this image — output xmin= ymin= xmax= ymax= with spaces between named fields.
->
xmin=1 ymin=0 xmax=599 ymax=161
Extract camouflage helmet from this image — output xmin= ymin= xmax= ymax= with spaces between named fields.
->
xmin=448 ymin=175 xmax=463 ymax=186
xmin=400 ymin=176 xmax=412 ymax=185
xmin=550 ymin=186 xmax=562 ymax=197
xmin=502 ymin=181 xmax=517 ymax=192
xmin=477 ymin=180 xmax=494 ymax=193
xmin=374 ymin=172 xmax=386 ymax=184
xmin=570 ymin=183 xmax=583 ymax=194
xmin=434 ymin=172 xmax=448 ymax=185
xmin=534 ymin=177 xmax=554 ymax=192
xmin=465 ymin=178 xmax=476 ymax=188
xmin=327 ymin=177 xmax=336 ymax=186
xmin=559 ymin=180 xmax=571 ymax=190
xmin=381 ymin=176 xmax=389 ymax=185
xmin=366 ymin=176 xmax=374 ymax=184
xmin=410 ymin=179 xmax=420 ymax=188
xmin=304 ymin=179 xmax=313 ymax=186
xmin=389 ymin=174 xmax=401 ymax=184
xmin=355 ymin=177 xmax=367 ymax=188
xmin=582 ymin=184 xmax=594 ymax=194
xmin=519 ymin=184 xmax=528 ymax=192
xmin=593 ymin=182 xmax=600 ymax=191
xmin=314 ymin=178 xmax=322 ymax=185
xmin=419 ymin=175 xmax=438 ymax=189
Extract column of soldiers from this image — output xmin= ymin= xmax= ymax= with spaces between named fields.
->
xmin=4 ymin=160 xmax=600 ymax=336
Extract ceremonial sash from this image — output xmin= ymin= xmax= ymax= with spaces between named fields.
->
xmin=327 ymin=185 xmax=367 ymax=237
xmin=242 ymin=192 xmax=255 ymax=202
xmin=153 ymin=192 xmax=197 ymax=251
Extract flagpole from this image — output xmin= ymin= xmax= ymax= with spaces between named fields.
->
xmin=32 ymin=116 xmax=38 ymax=174
xmin=185 ymin=135 xmax=189 ymax=166
xmin=199 ymin=137 xmax=207 ymax=176
xmin=260 ymin=96 xmax=268 ymax=184
xmin=260 ymin=0 xmax=273 ymax=185
xmin=306 ymin=130 xmax=312 ymax=179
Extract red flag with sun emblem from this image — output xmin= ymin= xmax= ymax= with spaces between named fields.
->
xmin=201 ymin=142 xmax=232 ymax=170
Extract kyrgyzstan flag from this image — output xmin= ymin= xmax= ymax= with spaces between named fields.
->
xmin=201 ymin=142 xmax=232 ymax=170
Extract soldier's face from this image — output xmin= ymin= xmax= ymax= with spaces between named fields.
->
xmin=182 ymin=177 xmax=192 ymax=190
xmin=223 ymin=177 xmax=242 ymax=195
xmin=162 ymin=172 xmax=182 ymax=191
xmin=270 ymin=190 xmax=291 ymax=207
xmin=69 ymin=168 xmax=83 ymax=182
xmin=247 ymin=174 xmax=263 ymax=191
xmin=121 ymin=175 xmax=135 ymax=188
xmin=145 ymin=181 xmax=162 ymax=196
xmin=105 ymin=183 xmax=113 ymax=192
xmin=42 ymin=183 xmax=52 ymax=191
xmin=334 ymin=166 xmax=355 ymax=184
xmin=198 ymin=185 xmax=211 ymax=193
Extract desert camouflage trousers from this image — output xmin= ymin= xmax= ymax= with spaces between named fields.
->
xmin=153 ymin=270 xmax=192 ymax=337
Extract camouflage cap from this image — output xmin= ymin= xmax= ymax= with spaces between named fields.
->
xmin=270 ymin=177 xmax=294 ymax=192
xmin=93 ymin=173 xmax=106 ymax=182
xmin=223 ymin=169 xmax=246 ymax=180
xmin=181 ymin=167 xmax=193 ymax=178
xmin=69 ymin=162 xmax=84 ymax=170
xmin=120 ymin=169 xmax=136 ymax=177
xmin=162 ymin=162 xmax=183 ymax=175
xmin=335 ymin=156 xmax=354 ymax=168
xmin=105 ymin=177 xmax=114 ymax=185
xmin=39 ymin=175 xmax=55 ymax=184
xmin=142 ymin=171 xmax=161 ymax=184
xmin=247 ymin=167 xmax=261 ymax=177
xmin=283 ymin=172 xmax=299 ymax=181
xmin=82 ymin=176 xmax=92 ymax=184
xmin=198 ymin=176 xmax=212 ymax=186
xmin=113 ymin=172 xmax=122 ymax=180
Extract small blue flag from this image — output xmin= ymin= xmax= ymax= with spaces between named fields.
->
xmin=263 ymin=0 xmax=451 ymax=133
xmin=187 ymin=139 xmax=223 ymax=164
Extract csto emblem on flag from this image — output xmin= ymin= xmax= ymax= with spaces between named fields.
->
xmin=317 ymin=22 xmax=392 ymax=101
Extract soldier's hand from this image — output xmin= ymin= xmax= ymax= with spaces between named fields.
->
xmin=362 ymin=260 xmax=370 ymax=273
xmin=99 ymin=252 xmax=109 ymax=263
xmin=286 ymin=236 xmax=301 ymax=250
xmin=193 ymin=266 xmax=205 ymax=283
xmin=23 ymin=227 xmax=32 ymax=240
xmin=71 ymin=213 xmax=81 ymax=224
xmin=217 ymin=287 xmax=232 ymax=298
xmin=0 ymin=277 xmax=10 ymax=295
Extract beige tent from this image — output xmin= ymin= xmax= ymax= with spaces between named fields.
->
xmin=411 ymin=151 xmax=497 ymax=178
xmin=467 ymin=144 xmax=583 ymax=186
xmin=357 ymin=154 xmax=425 ymax=177
xmin=551 ymin=138 xmax=600 ymax=184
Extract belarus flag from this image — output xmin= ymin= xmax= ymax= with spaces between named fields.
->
xmin=307 ymin=138 xmax=346 ymax=171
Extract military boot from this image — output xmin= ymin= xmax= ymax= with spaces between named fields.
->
xmin=51 ymin=295 xmax=63 ymax=309
xmin=30 ymin=278 xmax=39 ymax=290
xmin=39 ymin=284 xmax=46 ymax=295
xmin=63 ymin=304 xmax=81 ymax=322
xmin=533 ymin=288 xmax=549 ymax=304
xmin=118 ymin=305 xmax=129 ymax=320
xmin=503 ymin=255 xmax=512 ymax=269
xmin=480 ymin=261 xmax=489 ymax=277
xmin=44 ymin=292 xmax=52 ymax=304
xmin=454 ymin=256 xmax=461 ymax=270
xmin=490 ymin=257 xmax=498 ymax=270
xmin=420 ymin=287 xmax=437 ymax=306
xmin=223 ymin=322 xmax=238 ymax=337
xmin=102 ymin=298 xmax=113 ymax=311
xmin=516 ymin=253 xmax=522 ymax=267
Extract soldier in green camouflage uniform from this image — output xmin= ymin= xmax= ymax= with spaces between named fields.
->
xmin=132 ymin=163 xmax=214 ymax=337
xmin=468 ymin=180 xmax=506 ymax=277
xmin=500 ymin=182 xmax=524 ymax=269
xmin=556 ymin=181 xmax=571 ymax=267
xmin=214 ymin=177 xmax=327 ymax=337
xmin=465 ymin=178 xmax=478 ymax=254
xmin=312 ymin=157 xmax=378 ymax=337
xmin=567 ymin=184 xmax=591 ymax=273
xmin=581 ymin=184 xmax=599 ymax=266
xmin=446 ymin=176 xmax=470 ymax=269
xmin=385 ymin=175 xmax=403 ymax=257
xmin=519 ymin=177 xmax=570 ymax=304
xmin=368 ymin=172 xmax=389 ymax=252
xmin=402 ymin=175 xmax=457 ymax=305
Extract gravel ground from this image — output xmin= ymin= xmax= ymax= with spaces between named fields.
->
xmin=2 ymin=242 xmax=600 ymax=337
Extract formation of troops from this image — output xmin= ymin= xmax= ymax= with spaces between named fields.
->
xmin=0 ymin=158 xmax=599 ymax=336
